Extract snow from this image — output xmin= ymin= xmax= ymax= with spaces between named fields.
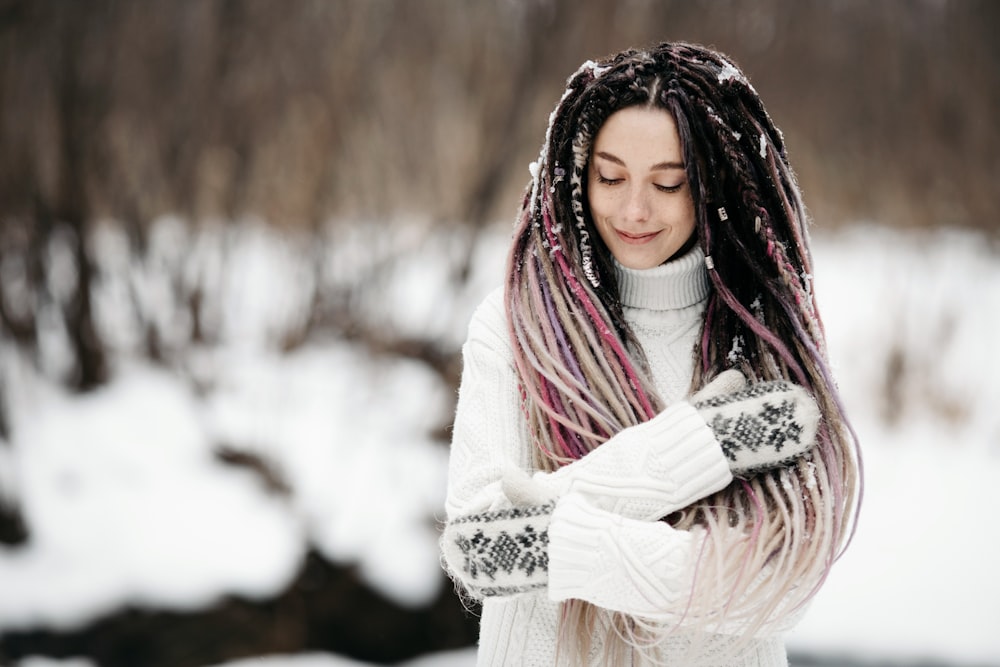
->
xmin=787 ymin=426 xmax=1000 ymax=665
xmin=0 ymin=363 xmax=304 ymax=629
xmin=785 ymin=226 xmax=1000 ymax=665
xmin=18 ymin=659 xmax=99 ymax=667
xmin=2 ymin=220 xmax=998 ymax=665
xmin=14 ymin=652 xmax=482 ymax=667
xmin=580 ymin=59 xmax=610 ymax=79
xmin=717 ymin=60 xmax=743 ymax=84
xmin=203 ymin=648 xmax=478 ymax=667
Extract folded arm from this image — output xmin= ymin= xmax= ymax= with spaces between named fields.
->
xmin=442 ymin=290 xmax=818 ymax=631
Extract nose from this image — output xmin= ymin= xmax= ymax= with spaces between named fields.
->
xmin=623 ymin=185 xmax=650 ymax=224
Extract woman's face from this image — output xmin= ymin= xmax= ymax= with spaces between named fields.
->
xmin=587 ymin=106 xmax=696 ymax=270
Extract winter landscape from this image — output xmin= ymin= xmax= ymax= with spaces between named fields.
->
xmin=2 ymin=2 xmax=997 ymax=666
xmin=1 ymin=219 xmax=998 ymax=667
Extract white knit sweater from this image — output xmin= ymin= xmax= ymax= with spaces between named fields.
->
xmin=445 ymin=247 xmax=791 ymax=666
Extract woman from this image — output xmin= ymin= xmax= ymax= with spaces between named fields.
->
xmin=441 ymin=42 xmax=861 ymax=666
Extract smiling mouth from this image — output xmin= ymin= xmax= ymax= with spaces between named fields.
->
xmin=616 ymin=229 xmax=661 ymax=245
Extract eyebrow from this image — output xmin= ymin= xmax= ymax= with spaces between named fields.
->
xmin=594 ymin=151 xmax=685 ymax=171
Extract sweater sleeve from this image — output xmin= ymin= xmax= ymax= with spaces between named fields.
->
xmin=442 ymin=290 xmax=731 ymax=598
xmin=547 ymin=492 xmax=694 ymax=617
xmin=549 ymin=492 xmax=809 ymax=633
xmin=444 ymin=288 xmax=731 ymax=523
xmin=444 ymin=289 xmax=534 ymax=521
xmin=532 ymin=401 xmax=732 ymax=521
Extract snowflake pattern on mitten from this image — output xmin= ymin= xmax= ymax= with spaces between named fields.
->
xmin=694 ymin=380 xmax=818 ymax=475
xmin=443 ymin=503 xmax=554 ymax=597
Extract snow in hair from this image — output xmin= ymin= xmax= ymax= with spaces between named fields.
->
xmin=504 ymin=41 xmax=861 ymax=664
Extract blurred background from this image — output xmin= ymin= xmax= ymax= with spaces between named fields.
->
xmin=0 ymin=1 xmax=998 ymax=666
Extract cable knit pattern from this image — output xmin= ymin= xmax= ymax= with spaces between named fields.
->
xmin=535 ymin=401 xmax=731 ymax=520
xmin=547 ymin=493 xmax=696 ymax=616
xmin=443 ymin=248 xmax=790 ymax=666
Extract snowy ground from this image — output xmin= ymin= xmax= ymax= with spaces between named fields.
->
xmin=15 ymin=648 xmax=481 ymax=667
xmin=1 ymin=221 xmax=998 ymax=666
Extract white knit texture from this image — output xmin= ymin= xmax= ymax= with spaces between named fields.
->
xmin=548 ymin=492 xmax=695 ymax=617
xmin=537 ymin=401 xmax=732 ymax=520
xmin=444 ymin=249 xmax=793 ymax=666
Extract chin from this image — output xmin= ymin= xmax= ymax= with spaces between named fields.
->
xmin=614 ymin=248 xmax=672 ymax=269
xmin=618 ymin=256 xmax=664 ymax=270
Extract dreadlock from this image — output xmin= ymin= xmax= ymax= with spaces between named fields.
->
xmin=505 ymin=42 xmax=861 ymax=663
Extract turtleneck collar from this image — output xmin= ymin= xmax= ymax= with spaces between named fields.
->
xmin=614 ymin=245 xmax=710 ymax=310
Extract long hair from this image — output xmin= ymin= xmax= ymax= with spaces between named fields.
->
xmin=505 ymin=42 xmax=861 ymax=663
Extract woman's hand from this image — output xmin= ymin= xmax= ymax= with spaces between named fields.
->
xmin=692 ymin=371 xmax=821 ymax=476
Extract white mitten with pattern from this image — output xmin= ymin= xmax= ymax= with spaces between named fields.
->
xmin=692 ymin=373 xmax=820 ymax=475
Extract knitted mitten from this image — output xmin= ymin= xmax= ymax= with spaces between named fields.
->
xmin=692 ymin=375 xmax=820 ymax=476
xmin=441 ymin=502 xmax=554 ymax=598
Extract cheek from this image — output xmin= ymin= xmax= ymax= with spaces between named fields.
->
xmin=585 ymin=191 xmax=616 ymax=247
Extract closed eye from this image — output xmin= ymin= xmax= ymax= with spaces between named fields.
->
xmin=655 ymin=183 xmax=685 ymax=193
xmin=596 ymin=173 xmax=622 ymax=185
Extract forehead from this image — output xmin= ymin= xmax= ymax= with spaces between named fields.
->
xmin=591 ymin=106 xmax=683 ymax=165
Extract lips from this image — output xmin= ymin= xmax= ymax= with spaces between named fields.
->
xmin=615 ymin=229 xmax=661 ymax=245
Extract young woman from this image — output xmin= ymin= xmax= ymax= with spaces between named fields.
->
xmin=441 ymin=42 xmax=861 ymax=666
